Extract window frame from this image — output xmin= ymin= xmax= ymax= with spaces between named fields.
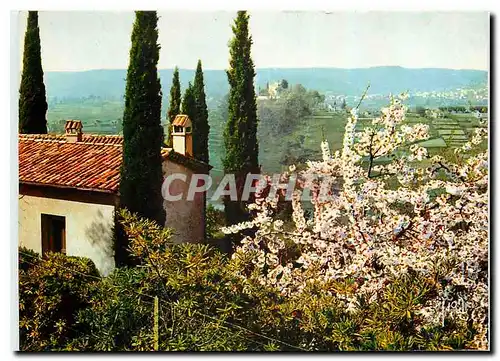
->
xmin=41 ymin=214 xmax=66 ymax=256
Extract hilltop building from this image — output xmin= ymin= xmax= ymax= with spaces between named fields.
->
xmin=267 ymin=82 xmax=281 ymax=100
xmin=18 ymin=116 xmax=210 ymax=275
xmin=257 ymin=80 xmax=287 ymax=101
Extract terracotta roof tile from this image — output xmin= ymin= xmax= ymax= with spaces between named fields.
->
xmin=64 ymin=120 xmax=83 ymax=131
xmin=20 ymin=133 xmax=124 ymax=145
xmin=19 ymin=136 xmax=123 ymax=192
xmin=172 ymin=114 xmax=191 ymax=127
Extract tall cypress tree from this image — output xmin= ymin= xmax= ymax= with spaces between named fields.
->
xmin=19 ymin=11 xmax=48 ymax=134
xmin=223 ymin=11 xmax=259 ymax=226
xmin=117 ymin=11 xmax=165 ymax=266
xmin=192 ymin=60 xmax=210 ymax=164
xmin=166 ymin=66 xmax=181 ymax=146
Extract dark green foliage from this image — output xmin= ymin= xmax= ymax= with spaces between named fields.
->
xmin=19 ymin=11 xmax=48 ymax=134
xmin=415 ymin=106 xmax=428 ymax=117
xmin=205 ymin=204 xmax=231 ymax=253
xmin=206 ymin=204 xmax=226 ymax=240
xmin=118 ymin=11 xmax=165 ymax=266
xmin=223 ymin=11 xmax=259 ymax=174
xmin=223 ymin=11 xmax=259 ymax=227
xmin=166 ymin=67 xmax=181 ymax=146
xmin=181 ymin=82 xmax=196 ymax=120
xmin=69 ymin=210 xmax=269 ymax=351
xmin=167 ymin=67 xmax=182 ymax=123
xmin=18 ymin=248 xmax=99 ymax=351
xmin=68 ymin=267 xmax=154 ymax=351
xmin=192 ymin=60 xmax=210 ymax=164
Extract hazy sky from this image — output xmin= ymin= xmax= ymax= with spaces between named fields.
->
xmin=15 ymin=11 xmax=489 ymax=71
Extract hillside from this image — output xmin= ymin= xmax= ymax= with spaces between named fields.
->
xmin=45 ymin=66 xmax=487 ymax=102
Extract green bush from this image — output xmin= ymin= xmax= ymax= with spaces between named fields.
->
xmin=18 ymin=247 xmax=100 ymax=351
xmin=68 ymin=210 xmax=269 ymax=351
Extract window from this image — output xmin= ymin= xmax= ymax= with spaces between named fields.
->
xmin=174 ymin=125 xmax=183 ymax=133
xmin=185 ymin=127 xmax=192 ymax=133
xmin=41 ymin=214 xmax=66 ymax=255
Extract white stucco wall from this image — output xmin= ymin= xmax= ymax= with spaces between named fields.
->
xmin=162 ymin=160 xmax=205 ymax=244
xmin=18 ymin=195 xmax=115 ymax=276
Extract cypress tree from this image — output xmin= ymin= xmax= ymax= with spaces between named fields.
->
xmin=223 ymin=11 xmax=259 ymax=227
xmin=181 ymin=82 xmax=196 ymax=121
xmin=166 ymin=66 xmax=181 ymax=146
xmin=19 ymin=11 xmax=48 ymax=134
xmin=117 ymin=11 xmax=165 ymax=266
xmin=192 ymin=60 xmax=210 ymax=164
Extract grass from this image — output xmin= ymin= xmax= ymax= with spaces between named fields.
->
xmin=418 ymin=138 xmax=447 ymax=148
xmin=437 ymin=129 xmax=465 ymax=136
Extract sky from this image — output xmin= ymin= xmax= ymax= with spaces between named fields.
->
xmin=15 ymin=11 xmax=489 ymax=72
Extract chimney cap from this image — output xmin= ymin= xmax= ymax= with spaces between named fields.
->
xmin=65 ymin=120 xmax=83 ymax=131
xmin=172 ymin=114 xmax=191 ymax=127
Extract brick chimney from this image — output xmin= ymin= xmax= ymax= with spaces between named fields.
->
xmin=171 ymin=115 xmax=193 ymax=157
xmin=65 ymin=120 xmax=83 ymax=143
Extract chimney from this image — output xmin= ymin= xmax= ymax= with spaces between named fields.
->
xmin=65 ymin=120 xmax=83 ymax=143
xmin=171 ymin=115 xmax=193 ymax=157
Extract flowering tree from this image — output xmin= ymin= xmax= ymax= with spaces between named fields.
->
xmin=224 ymin=94 xmax=489 ymax=349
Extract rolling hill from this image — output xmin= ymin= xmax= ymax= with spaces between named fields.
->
xmin=45 ymin=66 xmax=487 ymax=102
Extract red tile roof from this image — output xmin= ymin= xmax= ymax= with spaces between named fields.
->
xmin=19 ymin=134 xmax=210 ymax=193
xmin=19 ymin=135 xmax=124 ymax=192
xmin=20 ymin=133 xmax=124 ymax=145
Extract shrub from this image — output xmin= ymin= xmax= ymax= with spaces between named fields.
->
xmin=69 ymin=210 xmax=275 ymax=351
xmin=18 ymin=248 xmax=100 ymax=351
xmin=206 ymin=204 xmax=226 ymax=240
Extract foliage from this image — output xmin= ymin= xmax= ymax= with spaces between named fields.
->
xmin=279 ymin=135 xmax=317 ymax=167
xmin=181 ymin=82 xmax=197 ymax=134
xmin=166 ymin=66 xmax=182 ymax=146
xmin=258 ymin=84 xmax=324 ymax=137
xmin=223 ymin=11 xmax=260 ymax=227
xmin=18 ymin=248 xmax=100 ymax=351
xmin=224 ymin=94 xmax=489 ymax=350
xmin=193 ymin=60 xmax=210 ymax=164
xmin=69 ymin=210 xmax=271 ymax=351
xmin=118 ymin=11 xmax=166 ymax=265
xmin=415 ymin=106 xmax=428 ymax=117
xmin=206 ymin=204 xmax=226 ymax=241
xmin=19 ymin=11 xmax=48 ymax=134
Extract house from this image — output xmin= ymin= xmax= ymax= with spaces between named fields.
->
xmin=18 ymin=116 xmax=210 ymax=275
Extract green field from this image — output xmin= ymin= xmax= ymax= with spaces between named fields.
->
xmin=47 ymin=100 xmax=124 ymax=134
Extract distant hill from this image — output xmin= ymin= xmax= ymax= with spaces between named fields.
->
xmin=44 ymin=66 xmax=487 ymax=102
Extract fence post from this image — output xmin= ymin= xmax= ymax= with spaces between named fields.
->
xmin=154 ymin=296 xmax=159 ymax=351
